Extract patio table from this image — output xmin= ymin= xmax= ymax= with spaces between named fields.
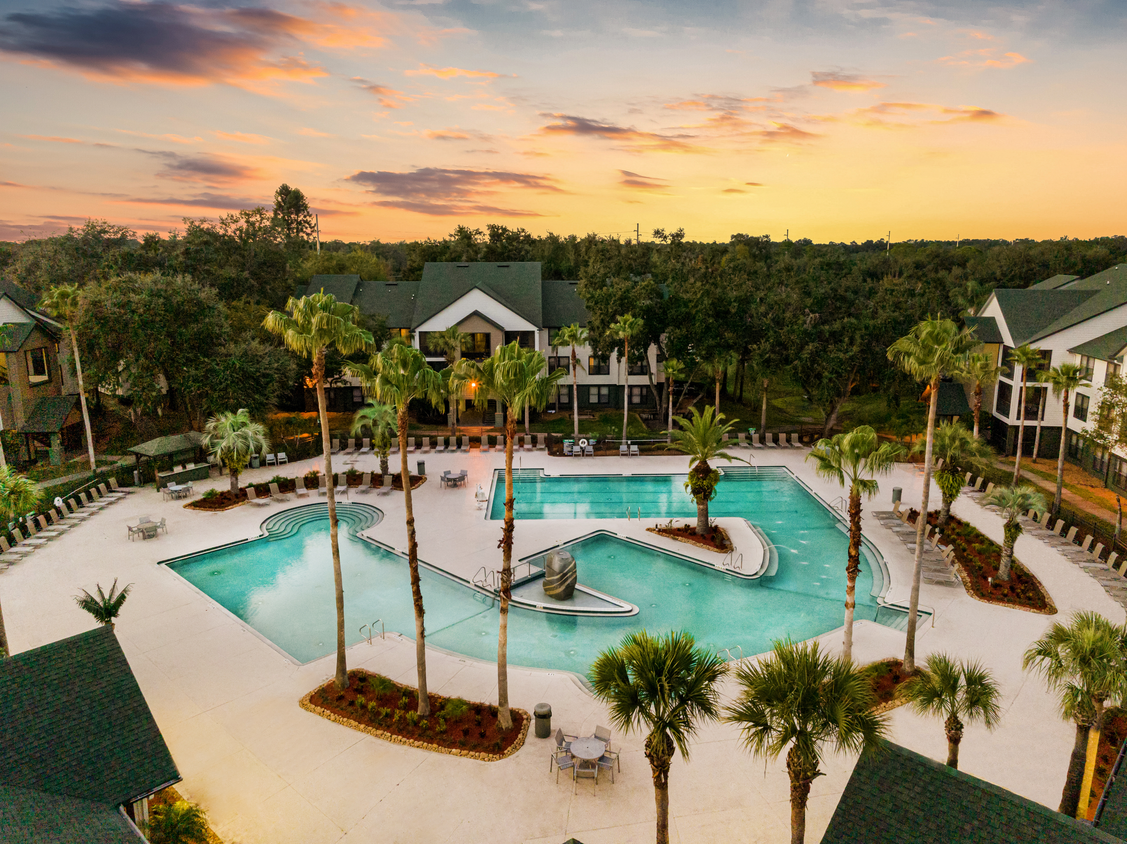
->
xmin=569 ymin=736 xmax=607 ymax=781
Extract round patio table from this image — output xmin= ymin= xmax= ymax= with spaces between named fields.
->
xmin=569 ymin=737 xmax=606 ymax=762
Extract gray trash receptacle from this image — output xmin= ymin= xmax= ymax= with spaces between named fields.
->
xmin=892 ymin=487 xmax=902 ymax=504
xmin=417 ymin=460 xmax=426 ymax=477
xmin=534 ymin=702 xmax=552 ymax=738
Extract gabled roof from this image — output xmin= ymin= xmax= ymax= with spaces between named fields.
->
xmin=128 ymin=431 xmax=205 ymax=458
xmin=993 ymin=288 xmax=1098 ymax=346
xmin=0 ymin=279 xmax=40 ymax=312
xmin=0 ymin=784 xmax=142 ymax=844
xmin=0 ymin=322 xmax=36 ymax=353
xmin=1031 ymin=274 xmax=1080 ymax=290
xmin=0 ymin=626 xmax=180 ymax=808
xmin=1070 ymin=325 xmax=1127 ymax=362
xmin=935 ymin=380 xmax=971 ymax=417
xmin=307 ymin=273 xmax=360 ymax=305
xmin=19 ymin=395 xmax=79 ymax=434
xmin=350 ymin=280 xmax=419 ymax=329
xmin=1030 ymin=272 xmax=1127 ymax=343
xmin=542 ymin=280 xmax=588 ymax=328
xmin=820 ymin=741 xmax=1123 ymax=844
xmin=964 ymin=315 xmax=1003 ymax=344
xmin=413 ymin=262 xmax=543 ymax=329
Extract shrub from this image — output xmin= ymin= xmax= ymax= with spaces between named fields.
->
xmin=268 ymin=474 xmax=289 ymax=486
xmin=437 ymin=717 xmax=447 ymax=734
xmin=304 ymin=468 xmax=320 ymax=481
xmin=406 ymin=711 xmax=419 ymax=726
xmin=418 ymin=718 xmax=429 ymax=731
xmin=442 ymin=697 xmax=470 ymax=720
xmin=399 ymin=695 xmax=411 ymax=710
xmin=147 ymin=800 xmax=208 ymax=844
xmin=346 ymin=468 xmax=361 ymax=480
xmin=372 ymin=675 xmax=396 ymax=694
xmin=379 ymin=707 xmax=391 ymax=720
xmin=201 ymin=489 xmax=219 ymax=500
xmin=356 ymin=695 xmax=367 ymax=708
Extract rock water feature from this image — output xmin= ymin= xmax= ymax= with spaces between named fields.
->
xmin=542 ymin=549 xmax=577 ymax=600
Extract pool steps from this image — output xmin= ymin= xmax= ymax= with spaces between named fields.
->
xmin=263 ymin=503 xmax=382 ymax=541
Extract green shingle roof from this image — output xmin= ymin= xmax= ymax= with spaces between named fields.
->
xmin=307 ymin=273 xmax=360 ymax=305
xmin=0 ymin=784 xmax=141 ymax=844
xmin=821 ymin=741 xmax=1123 ymax=844
xmin=542 ymin=280 xmax=588 ymax=328
xmin=936 ymin=381 xmax=971 ymax=417
xmin=351 ymin=280 xmax=420 ymax=329
xmin=413 ymin=262 xmax=543 ymax=329
xmin=0 ymin=626 xmax=180 ymax=807
xmin=19 ymin=395 xmax=78 ymax=434
xmin=993 ymin=288 xmax=1098 ymax=345
xmin=1030 ymin=272 xmax=1127 ymax=343
xmin=1070 ymin=325 xmax=1127 ymax=362
xmin=128 ymin=431 xmax=205 ymax=459
xmin=1031 ymin=274 xmax=1080 ymax=290
xmin=1095 ymin=742 xmax=1127 ymax=839
xmin=964 ymin=315 xmax=1003 ymax=344
xmin=0 ymin=322 xmax=35 ymax=353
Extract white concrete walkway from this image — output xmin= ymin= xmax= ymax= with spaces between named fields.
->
xmin=2 ymin=446 xmax=1121 ymax=844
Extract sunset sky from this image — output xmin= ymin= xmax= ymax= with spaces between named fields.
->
xmin=1 ymin=0 xmax=1125 ymax=243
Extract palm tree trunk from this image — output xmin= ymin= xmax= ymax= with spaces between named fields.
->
xmin=761 ymin=378 xmax=769 ymax=432
xmin=905 ymin=378 xmax=939 ymax=674
xmin=1014 ymin=371 xmax=1028 ymax=483
xmin=1078 ymin=701 xmax=1105 ymax=819
xmin=844 ymin=488 xmax=862 ymax=662
xmin=945 ymin=714 xmax=964 ymax=768
xmin=787 ymin=747 xmax=814 ymax=844
xmin=938 ymin=491 xmax=953 ymax=528
xmin=379 ymin=450 xmax=389 ymax=476
xmin=398 ymin=403 xmax=430 ymax=716
xmin=571 ymin=345 xmax=580 ymax=441
xmin=1054 ymin=393 xmax=1070 ymax=517
xmin=230 ymin=468 xmax=240 ymax=496
xmin=645 ymin=735 xmax=672 ymax=844
xmin=714 ymin=374 xmax=720 ymax=415
xmin=622 ymin=338 xmax=630 ymax=445
xmin=1060 ymin=721 xmax=1091 ymax=816
xmin=314 ymin=349 xmax=348 ymax=692
xmin=524 ymin=401 xmax=530 ymax=437
xmin=70 ymin=327 xmax=96 ymax=471
xmin=1032 ymin=388 xmax=1046 ymax=462
xmin=973 ymin=384 xmax=982 ymax=439
xmin=0 ymin=595 xmax=9 ymax=658
xmin=497 ymin=412 xmax=517 ymax=731
xmin=998 ymin=523 xmax=1017 ymax=581
xmin=667 ymin=375 xmax=674 ymax=444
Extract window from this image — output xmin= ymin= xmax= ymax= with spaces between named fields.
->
xmin=1000 ymin=345 xmax=1015 ymax=380
xmin=353 ymin=387 xmax=363 ymax=405
xmin=628 ymin=361 xmax=648 ymax=376
xmin=548 ymin=355 xmax=569 ymax=373
xmin=554 ymin=385 xmax=571 ymax=405
xmin=1095 ymin=446 xmax=1111 ymax=476
xmin=391 ymin=328 xmax=411 ymax=343
xmin=629 ymin=385 xmax=648 ymax=406
xmin=588 ymin=357 xmax=610 ymax=376
xmin=588 ymin=386 xmax=610 ymax=405
xmin=995 ymin=381 xmax=1012 ymax=417
xmin=1074 ymin=392 xmax=1090 ymax=422
xmin=1023 ymin=386 xmax=1045 ymax=420
xmin=1112 ymin=457 xmax=1127 ymax=490
xmin=467 ymin=332 xmax=490 ymax=359
xmin=504 ymin=331 xmax=534 ymax=349
xmin=1108 ymin=362 xmax=1121 ymax=383
xmin=1066 ymin=430 xmax=1084 ymax=461
xmin=25 ymin=347 xmax=48 ymax=384
xmin=1079 ymin=355 xmax=1096 ymax=380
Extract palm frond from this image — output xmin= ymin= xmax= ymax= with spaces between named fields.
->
xmin=74 ymin=578 xmax=132 ymax=625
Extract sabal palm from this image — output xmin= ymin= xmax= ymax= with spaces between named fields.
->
xmin=900 ymin=652 xmax=1001 ymax=769
xmin=959 ymin=352 xmax=1001 ymax=440
xmin=350 ymin=399 xmax=397 ymax=476
xmin=914 ymin=420 xmax=993 ymax=528
xmin=348 ymin=342 xmax=444 ymax=715
xmin=428 ymin=325 xmax=470 ymax=435
xmin=1009 ymin=344 xmax=1044 ymax=483
xmin=147 ymin=799 xmax=209 ymax=844
xmin=454 ymin=342 xmax=564 ymax=730
xmin=0 ymin=467 xmax=41 ymax=657
xmin=74 ymin=578 xmax=133 ymax=626
xmin=590 ymin=630 xmax=726 ymax=844
xmin=887 ymin=317 xmax=976 ymax=673
xmin=203 ymin=408 xmax=269 ymax=495
xmin=984 ymin=484 xmax=1046 ymax=581
xmin=725 ymin=639 xmax=887 ymax=844
xmin=662 ymin=358 xmax=686 ymax=444
xmin=1025 ymin=612 xmax=1127 ymax=818
xmin=701 ymin=352 xmax=736 ymax=415
xmin=806 ymin=426 xmax=904 ymax=662
xmin=263 ymin=292 xmax=372 ymax=691
xmin=1044 ymin=364 xmax=1090 ymax=517
xmin=670 ymin=406 xmax=737 ymax=534
xmin=609 ymin=313 xmax=644 ymax=444
xmin=552 ymin=323 xmax=587 ymax=441
xmin=40 ymin=284 xmax=96 ymax=470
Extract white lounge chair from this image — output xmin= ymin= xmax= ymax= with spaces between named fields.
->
xmin=268 ymin=482 xmax=292 ymax=502
xmin=294 ymin=480 xmax=310 ymax=498
xmin=422 ymin=437 xmax=432 ymax=453
xmin=536 ymin=434 xmax=547 ymax=451
xmin=359 ymin=438 xmax=372 ymax=456
xmin=357 ymin=471 xmax=373 ymax=494
xmin=378 ymin=473 xmax=394 ymax=496
xmin=407 ymin=437 xmax=417 ymax=453
xmin=462 ymin=435 xmax=471 ymax=452
xmin=246 ymin=487 xmax=271 ymax=507
xmin=435 ymin=436 xmax=446 ymax=453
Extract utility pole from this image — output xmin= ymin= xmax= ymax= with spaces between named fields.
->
xmin=785 ymin=228 xmax=789 ymax=241
xmin=635 ymin=223 xmax=640 ymax=245
xmin=956 ymin=234 xmax=960 ymax=249
xmin=315 ymin=214 xmax=321 ymax=254
xmin=887 ymin=231 xmax=891 ymax=254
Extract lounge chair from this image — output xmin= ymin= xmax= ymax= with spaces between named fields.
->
xmin=1091 ymin=543 xmax=1105 ymax=561
xmin=46 ymin=511 xmax=75 ymax=532
xmin=378 ymin=473 xmax=394 ymax=496
xmin=13 ymin=527 xmax=46 ymax=548
xmin=265 ymin=453 xmax=277 ymax=467
xmin=789 ymin=433 xmax=804 ymax=448
xmin=268 ymin=482 xmax=292 ymax=502
xmin=1065 ymin=526 xmax=1079 ymax=544
xmin=519 ymin=435 xmax=531 ymax=452
xmin=318 ymin=475 xmax=328 ymax=496
xmin=1081 ymin=535 xmax=1094 ymax=552
xmin=435 ymin=437 xmax=446 ymax=453
xmin=964 ymin=472 xmax=973 ymax=486
xmin=497 ymin=435 xmax=506 ymax=452
xmin=407 ymin=437 xmax=417 ymax=453
xmin=63 ymin=501 xmax=93 ymax=522
xmin=1039 ymin=511 xmax=1052 ymax=528
xmin=33 ymin=516 xmax=63 ymax=538
xmin=334 ymin=475 xmax=349 ymax=498
xmin=359 ymin=438 xmax=372 ymax=456
xmin=973 ymin=477 xmax=984 ymax=491
xmin=630 ymin=444 xmax=640 ymax=457
xmin=462 ymin=435 xmax=471 ymax=452
xmin=481 ymin=434 xmax=491 ymax=452
xmin=246 ymin=487 xmax=271 ymax=507
xmin=892 ymin=500 xmax=902 ymax=515
xmin=1051 ymin=519 xmax=1065 ymax=535
xmin=984 ymin=482 xmax=995 ymax=496
xmin=0 ymin=536 xmax=34 ymax=558
xmin=737 ymin=433 xmax=747 ymax=448
xmin=764 ymin=433 xmax=778 ymax=448
xmin=294 ymin=480 xmax=310 ymax=498
xmin=1108 ymin=552 xmax=1120 ymax=570
xmin=422 ymin=437 xmax=432 ymax=453
xmin=536 ymin=434 xmax=547 ymax=451
xmin=108 ymin=478 xmax=134 ymax=495
xmin=344 ymin=439 xmax=358 ymax=455
xmin=98 ymin=483 xmax=125 ymax=502
xmin=357 ymin=472 xmax=373 ymax=494
xmin=331 ymin=438 xmax=341 ymax=454
xmin=751 ymin=432 xmax=764 ymax=449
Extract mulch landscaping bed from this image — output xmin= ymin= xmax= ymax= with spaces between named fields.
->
xmin=186 ymin=474 xmax=425 ymax=511
xmin=861 ymin=657 xmax=911 ymax=714
xmin=301 ymin=669 xmax=528 ymax=761
xmin=148 ymin=786 xmax=224 ymax=844
xmin=1087 ymin=706 xmax=1127 ymax=819
xmin=910 ymin=509 xmax=1054 ymax=614
xmin=647 ymin=523 xmax=732 ymax=553
xmin=186 ymin=489 xmax=247 ymax=511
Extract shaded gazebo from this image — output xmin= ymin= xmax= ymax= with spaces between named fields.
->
xmin=128 ymin=432 xmax=208 ymax=487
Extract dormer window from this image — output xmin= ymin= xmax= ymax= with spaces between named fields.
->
xmin=26 ymin=347 xmax=49 ymax=384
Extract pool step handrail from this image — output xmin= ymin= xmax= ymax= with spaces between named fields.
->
xmin=472 ymin=566 xmax=499 ymax=591
xmin=722 ymin=550 xmax=745 ymax=572
xmin=360 ymin=619 xmax=385 ymax=644
xmin=716 ymin=645 xmax=744 ymax=662
xmin=830 ymin=496 xmax=847 ymax=513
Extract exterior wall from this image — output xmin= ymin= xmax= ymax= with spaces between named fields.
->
xmin=0 ymin=298 xmax=32 ymax=324
xmin=3 ymin=326 xmax=65 ymax=429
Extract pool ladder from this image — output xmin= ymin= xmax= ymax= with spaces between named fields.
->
xmin=473 ymin=567 xmax=499 ymax=591
xmin=626 ymin=507 xmax=641 ymax=520
xmin=717 ymin=645 xmax=744 ymax=662
xmin=831 ymin=496 xmax=848 ymax=514
xmin=722 ymin=550 xmax=744 ymax=572
xmin=360 ymin=619 xmax=385 ymax=644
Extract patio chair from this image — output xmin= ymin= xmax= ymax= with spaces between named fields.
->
xmin=46 ymin=511 xmax=75 ymax=532
xmin=378 ymin=474 xmax=394 ymax=495
xmin=440 ymin=470 xmax=453 ymax=488
xmin=357 ymin=472 xmax=373 ymax=494
xmin=334 ymin=475 xmax=349 ymax=498
xmin=751 ymin=432 xmax=764 ymax=448
xmin=984 ymin=482 xmax=995 ymax=496
xmin=265 ymin=453 xmax=277 ymax=467
xmin=1092 ymin=543 xmax=1105 ymax=561
xmin=0 ymin=536 xmax=35 ymax=557
xmin=1051 ymin=519 xmax=1065 ymax=535
xmin=481 ymin=434 xmax=491 ymax=452
xmin=583 ymin=444 xmax=594 ymax=457
xmin=246 ymin=487 xmax=271 ymax=507
xmin=435 ymin=437 xmax=446 ymax=453
xmin=536 ymin=434 xmax=547 ymax=451
xmin=1039 ymin=511 xmax=1052 ymax=528
xmin=497 ymin=435 xmax=506 ymax=452
xmin=964 ymin=472 xmax=973 ymax=486
xmin=737 ymin=433 xmax=747 ymax=448
xmin=630 ymin=444 xmax=640 ymax=457
xmin=1118 ymin=557 xmax=1127 ymax=577
xmin=593 ymin=724 xmax=613 ymax=751
xmin=268 ymin=482 xmax=292 ymax=502
xmin=620 ymin=443 xmax=629 ymax=457
xmin=407 ymin=437 xmax=417 ymax=453
xmin=294 ymin=480 xmax=310 ymax=498
xmin=343 ymin=438 xmax=357 ymax=455
xmin=98 ymin=483 xmax=126 ymax=501
xmin=790 ymin=433 xmax=805 ymax=448
xmin=277 ymin=452 xmax=289 ymax=465
xmin=11 ymin=528 xmax=41 ymax=549
xmin=108 ymin=478 xmax=134 ymax=494
xmin=389 ymin=439 xmax=399 ymax=454
xmin=461 ymin=435 xmax=471 ymax=452
xmin=595 ymin=754 xmax=617 ymax=784
xmin=892 ymin=500 xmax=903 ymax=515
xmin=1065 ymin=526 xmax=1079 ymax=544
xmin=33 ymin=516 xmax=63 ymax=539
xmin=359 ymin=438 xmax=372 ymax=456
xmin=1081 ymin=535 xmax=1094 ymax=552
xmin=422 ymin=437 xmax=432 ymax=453
xmin=318 ymin=476 xmax=328 ymax=496
xmin=1108 ymin=552 xmax=1120 ymax=570
xmin=973 ymin=477 xmax=984 ymax=491
xmin=764 ymin=433 xmax=778 ymax=448
xmin=63 ymin=501 xmax=93 ymax=521
xmin=555 ymin=750 xmax=577 ymax=784
xmin=331 ymin=438 xmax=341 ymax=454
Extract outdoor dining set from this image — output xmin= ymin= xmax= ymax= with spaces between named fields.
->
xmin=161 ymin=482 xmax=194 ymax=500
xmin=127 ymin=515 xmax=167 ymax=541
xmin=440 ymin=469 xmax=468 ymax=488
xmin=550 ymin=725 xmax=620 ymax=791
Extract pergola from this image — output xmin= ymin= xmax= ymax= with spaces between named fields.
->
xmin=128 ymin=432 xmax=207 ymax=486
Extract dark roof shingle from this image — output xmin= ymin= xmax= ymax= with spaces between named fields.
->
xmin=0 ymin=785 xmax=142 ymax=844
xmin=19 ymin=395 xmax=79 ymax=434
xmin=413 ymin=262 xmax=543 ymax=329
xmin=993 ymin=288 xmax=1098 ymax=345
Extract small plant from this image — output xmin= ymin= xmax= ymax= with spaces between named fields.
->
xmin=392 ymin=710 xmax=401 ymax=723
xmin=437 ymin=717 xmax=447 ymax=734
xmin=74 ymin=578 xmax=133 ymax=626
xmin=346 ymin=468 xmax=361 ymax=480
xmin=399 ymin=694 xmax=411 ymax=710
xmin=442 ymin=697 xmax=470 ymax=719
xmin=406 ymin=711 xmax=419 ymax=727
xmin=372 ymin=675 xmax=396 ymax=694
xmin=304 ymin=468 xmax=320 ymax=481
xmin=356 ymin=695 xmax=367 ymax=708
xmin=201 ymin=488 xmax=219 ymax=500
xmin=379 ymin=707 xmax=391 ymax=720
xmin=268 ymin=474 xmax=289 ymax=486
xmin=418 ymin=718 xmax=429 ymax=731
xmin=146 ymin=799 xmax=209 ymax=844
xmin=474 ymin=714 xmax=482 ymax=726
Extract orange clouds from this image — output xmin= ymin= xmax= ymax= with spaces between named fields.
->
xmin=940 ymin=49 xmax=1031 ymax=69
xmin=618 ymin=171 xmax=670 ymax=193
xmin=811 ymin=71 xmax=885 ymax=92
xmin=345 ymin=166 xmax=560 ymax=217
xmin=352 ymin=78 xmax=415 ymax=109
xmin=538 ymin=114 xmax=703 ymax=153
xmin=405 ymin=64 xmax=502 ymax=80
xmin=841 ymin=101 xmax=1005 ymax=128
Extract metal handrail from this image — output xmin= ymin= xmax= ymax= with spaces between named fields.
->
xmin=716 ymin=645 xmax=744 ymax=662
xmin=359 ymin=619 xmax=384 ymax=644
xmin=472 ymin=566 xmax=499 ymax=591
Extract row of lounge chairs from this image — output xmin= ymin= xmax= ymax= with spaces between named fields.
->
xmin=723 ymin=432 xmax=806 ymax=449
xmin=245 ymin=474 xmax=397 ymax=506
xmin=0 ymin=479 xmax=132 ymax=568
xmin=887 ymin=501 xmax=960 ymax=586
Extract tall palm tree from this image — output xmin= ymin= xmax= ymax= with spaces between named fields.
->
xmin=984 ymin=484 xmax=1047 ymax=582
xmin=609 ymin=313 xmax=644 ymax=444
xmin=551 ymin=323 xmax=588 ymax=442
xmin=203 ymin=408 xmax=270 ymax=495
xmin=350 ymin=399 xmax=397 ymax=476
xmin=914 ymin=420 xmax=993 ymax=528
xmin=1032 ymin=370 xmax=1049 ymax=463
xmin=669 ymin=406 xmax=737 ymax=535
xmin=887 ymin=318 xmax=977 ymax=673
xmin=454 ymin=342 xmax=564 ymax=730
xmin=1009 ymin=344 xmax=1044 ymax=483
xmin=701 ymin=352 xmax=736 ymax=416
xmin=1025 ymin=612 xmax=1127 ymax=819
xmin=806 ymin=426 xmax=904 ymax=662
xmin=74 ymin=579 xmax=133 ymax=627
xmin=900 ymin=653 xmax=1001 ymax=769
xmin=1044 ymin=364 xmax=1090 ymax=518
xmin=428 ymin=325 xmax=470 ymax=436
xmin=263 ymin=292 xmax=372 ymax=691
xmin=590 ymin=630 xmax=726 ymax=844
xmin=348 ymin=343 xmax=445 ymax=715
xmin=725 ymin=639 xmax=887 ymax=844
xmin=958 ymin=352 xmax=1002 ymax=440
xmin=0 ymin=467 xmax=41 ymax=657
xmin=662 ymin=358 xmax=686 ymax=444
xmin=39 ymin=284 xmax=97 ymax=470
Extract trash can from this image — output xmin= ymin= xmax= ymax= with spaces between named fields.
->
xmin=251 ymin=453 xmax=260 ymax=469
xmin=892 ymin=487 xmax=902 ymax=505
xmin=417 ymin=460 xmax=426 ymax=477
xmin=133 ymin=469 xmax=141 ymax=486
xmin=534 ymin=702 xmax=552 ymax=739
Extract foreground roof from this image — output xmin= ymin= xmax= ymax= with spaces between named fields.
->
xmin=19 ymin=395 xmax=79 ymax=434
xmin=821 ymin=741 xmax=1124 ymax=844
xmin=0 ymin=784 xmax=141 ymax=844
xmin=1070 ymin=325 xmax=1127 ymax=362
xmin=993 ymin=288 xmax=1098 ymax=346
xmin=128 ymin=431 xmax=205 ymax=458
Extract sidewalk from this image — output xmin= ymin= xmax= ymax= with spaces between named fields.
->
xmin=992 ymin=457 xmax=1122 ymax=528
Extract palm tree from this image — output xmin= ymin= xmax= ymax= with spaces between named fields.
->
xmin=662 ymin=358 xmax=686 ymax=444
xmin=984 ymin=484 xmax=1047 ymax=581
xmin=39 ymin=284 xmax=97 ymax=470
xmin=350 ymin=399 xmax=397 ymax=476
xmin=900 ymin=653 xmax=1001 ymax=769
xmin=887 ymin=318 xmax=977 ymax=672
xmin=203 ymin=408 xmax=269 ymax=495
xmin=669 ymin=406 xmax=737 ymax=535
xmin=551 ymin=323 xmax=588 ymax=442
xmin=147 ymin=799 xmax=209 ymax=844
xmin=806 ymin=426 xmax=904 ymax=662
xmin=1032 ymin=370 xmax=1050 ymax=463
xmin=958 ymin=352 xmax=1001 ymax=440
xmin=726 ymin=639 xmax=887 ymax=844
xmin=74 ymin=578 xmax=133 ymax=627
xmin=1009 ymin=344 xmax=1044 ymax=483
xmin=454 ymin=343 xmax=564 ymax=730
xmin=428 ymin=325 xmax=470 ymax=436
xmin=263 ymin=292 xmax=372 ymax=691
xmin=1044 ymin=364 xmax=1090 ymax=518
xmin=914 ymin=420 xmax=993 ymax=528
xmin=1025 ymin=612 xmax=1127 ymax=818
xmin=0 ymin=467 xmax=41 ymax=657
xmin=589 ymin=630 xmax=726 ymax=844
xmin=701 ymin=352 xmax=736 ymax=416
xmin=609 ymin=313 xmax=644 ymax=444
xmin=348 ymin=342 xmax=444 ymax=714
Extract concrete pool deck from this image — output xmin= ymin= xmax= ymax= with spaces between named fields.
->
xmin=3 ymin=447 xmax=1122 ymax=843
